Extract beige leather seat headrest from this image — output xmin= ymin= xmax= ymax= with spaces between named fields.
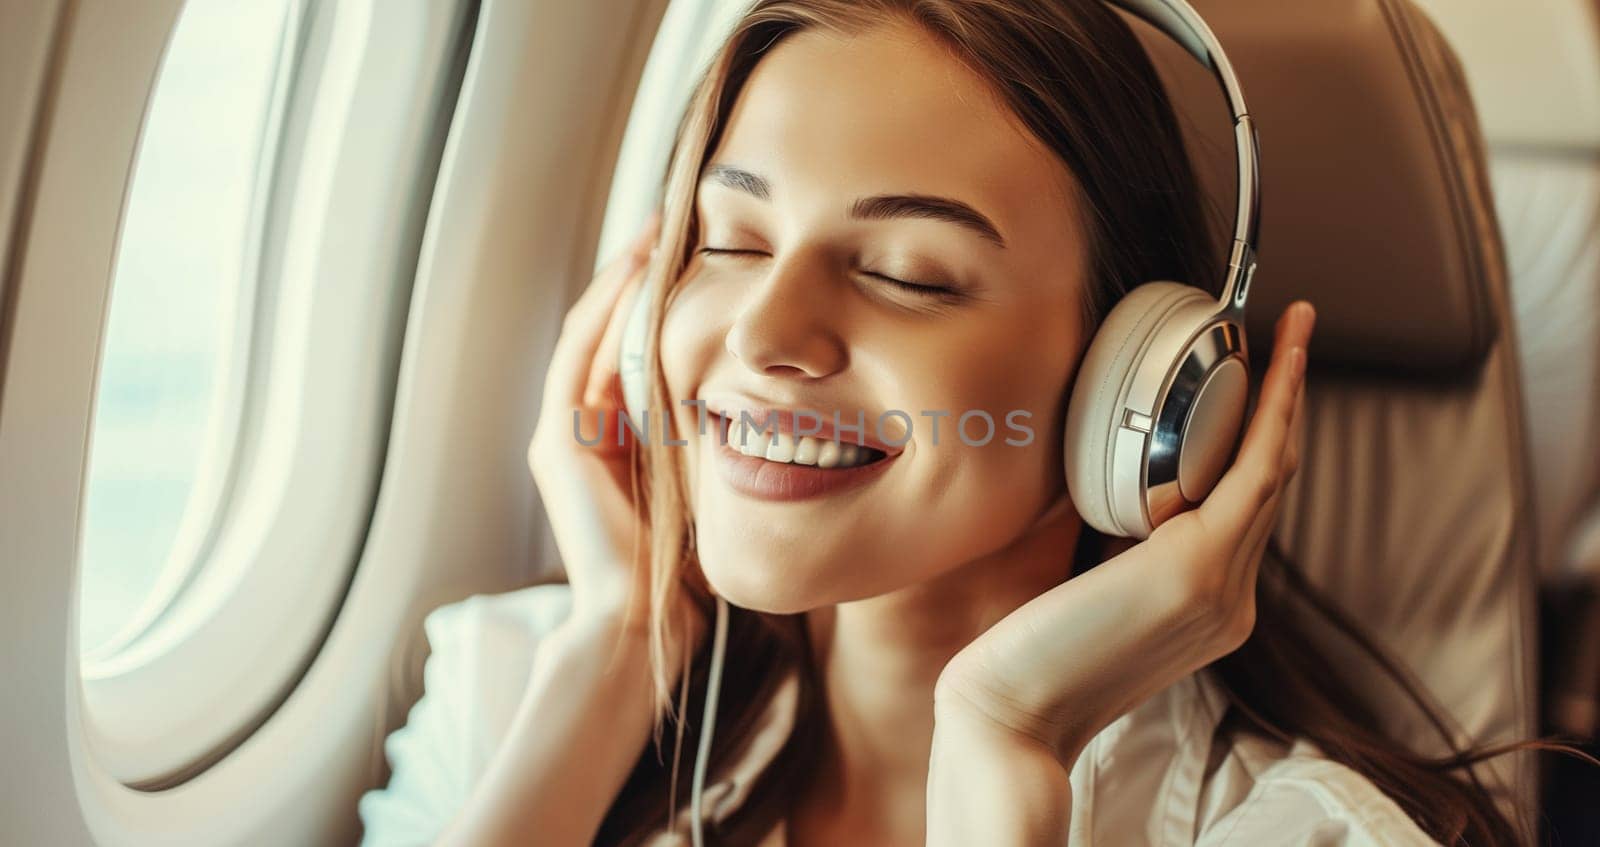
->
xmin=1133 ymin=0 xmax=1505 ymax=377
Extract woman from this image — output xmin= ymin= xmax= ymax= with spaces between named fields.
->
xmin=359 ymin=1 xmax=1544 ymax=844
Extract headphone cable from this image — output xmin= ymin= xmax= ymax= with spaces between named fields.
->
xmin=691 ymin=594 xmax=729 ymax=847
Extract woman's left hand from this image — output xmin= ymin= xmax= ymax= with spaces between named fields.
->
xmin=933 ymin=300 xmax=1317 ymax=767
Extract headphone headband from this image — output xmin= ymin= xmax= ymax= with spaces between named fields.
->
xmin=1108 ymin=0 xmax=1260 ymax=314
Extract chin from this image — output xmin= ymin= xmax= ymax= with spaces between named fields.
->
xmin=698 ymin=562 xmax=804 ymax=615
xmin=696 ymin=543 xmax=835 ymax=616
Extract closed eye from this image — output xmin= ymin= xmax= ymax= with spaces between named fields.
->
xmin=698 ymin=246 xmax=963 ymax=301
xmin=860 ymin=269 xmax=959 ymax=298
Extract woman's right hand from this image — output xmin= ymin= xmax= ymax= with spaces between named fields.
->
xmin=432 ymin=217 xmax=702 ymax=847
xmin=527 ymin=212 xmax=703 ymax=649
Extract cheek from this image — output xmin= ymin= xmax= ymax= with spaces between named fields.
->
xmin=888 ymin=317 xmax=1074 ymax=486
xmin=843 ymin=312 xmax=1076 ymax=560
xmin=902 ymin=417 xmax=1061 ymax=574
xmin=659 ymin=274 xmax=728 ymax=420
xmin=870 ymin=315 xmax=1075 ymax=567
xmin=654 ymin=272 xmax=733 ymax=508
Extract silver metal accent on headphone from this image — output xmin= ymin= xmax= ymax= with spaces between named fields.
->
xmin=1112 ymin=1 xmax=1261 ymax=314
xmin=1223 ymin=239 xmax=1256 ymax=315
xmin=1143 ymin=321 xmax=1247 ymax=527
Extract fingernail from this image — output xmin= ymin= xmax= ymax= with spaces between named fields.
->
xmin=1292 ymin=346 xmax=1306 ymax=386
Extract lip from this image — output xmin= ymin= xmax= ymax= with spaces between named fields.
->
xmin=710 ymin=412 xmax=900 ymax=501
xmin=701 ymin=396 xmax=908 ymax=456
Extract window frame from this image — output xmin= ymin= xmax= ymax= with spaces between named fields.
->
xmin=1 ymin=0 xmax=667 ymax=841
xmin=78 ymin=0 xmax=478 ymax=787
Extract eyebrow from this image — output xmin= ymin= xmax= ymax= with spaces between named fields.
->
xmin=699 ymin=164 xmax=1007 ymax=249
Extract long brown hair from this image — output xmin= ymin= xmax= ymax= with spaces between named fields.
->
xmin=595 ymin=1 xmax=1573 ymax=843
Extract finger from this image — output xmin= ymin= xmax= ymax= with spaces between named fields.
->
xmin=1284 ymin=359 xmax=1307 ymax=479
xmin=1229 ymin=484 xmax=1281 ymax=598
xmin=1259 ymin=378 xmax=1303 ymax=568
xmin=562 ymin=212 xmax=661 ymax=348
xmin=1230 ymin=350 xmax=1310 ymax=602
xmin=1247 ymin=508 xmax=1275 ymax=576
xmin=1197 ymin=303 xmax=1312 ymax=541
xmin=1204 ymin=305 xmax=1311 ymax=617
xmin=546 ymin=215 xmax=663 ymax=406
xmin=548 ymin=254 xmax=650 ymax=408
xmin=1204 ymin=361 xmax=1292 ymax=546
xmin=1250 ymin=302 xmax=1313 ymax=463
xmin=582 ymin=267 xmax=646 ymax=409
xmin=1234 ymin=355 xmax=1308 ymax=593
xmin=572 ymin=210 xmax=662 ymax=318
xmin=1218 ymin=514 xmax=1276 ymax=637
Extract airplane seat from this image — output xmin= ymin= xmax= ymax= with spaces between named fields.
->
xmin=1401 ymin=3 xmax=1600 ymax=835
xmin=1496 ymin=153 xmax=1600 ymax=733
xmin=1491 ymin=144 xmax=1600 ymax=841
xmin=1137 ymin=0 xmax=1542 ymax=831
xmin=1402 ymin=0 xmax=1600 ymax=747
xmin=1490 ymin=98 xmax=1600 ymax=751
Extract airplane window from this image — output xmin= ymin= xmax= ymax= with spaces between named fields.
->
xmin=69 ymin=0 xmax=473 ymax=786
xmin=78 ymin=0 xmax=292 ymax=656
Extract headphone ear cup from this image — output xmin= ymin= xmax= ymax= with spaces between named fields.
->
xmin=1063 ymin=281 xmax=1213 ymax=537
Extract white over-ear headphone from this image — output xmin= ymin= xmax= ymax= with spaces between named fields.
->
xmin=615 ymin=1 xmax=1258 ymax=841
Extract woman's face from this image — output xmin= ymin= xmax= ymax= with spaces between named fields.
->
xmin=660 ymin=20 xmax=1091 ymax=613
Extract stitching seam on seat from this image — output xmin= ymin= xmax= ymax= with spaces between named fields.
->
xmin=1376 ymin=0 xmax=1491 ymax=370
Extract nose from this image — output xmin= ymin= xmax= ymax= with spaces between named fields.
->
xmin=724 ymin=254 xmax=848 ymax=380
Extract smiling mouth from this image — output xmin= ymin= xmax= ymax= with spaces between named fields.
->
xmin=718 ymin=413 xmax=889 ymax=469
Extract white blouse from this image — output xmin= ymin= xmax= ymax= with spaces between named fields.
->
xmin=357 ymin=583 xmax=1442 ymax=846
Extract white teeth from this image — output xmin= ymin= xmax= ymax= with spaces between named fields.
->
xmin=816 ymin=439 xmax=841 ymax=469
xmin=722 ymin=415 xmax=884 ymax=469
xmin=728 ymin=419 xmax=762 ymax=456
xmin=767 ymin=432 xmax=797 ymax=462
xmin=793 ymin=436 xmax=820 ymax=465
